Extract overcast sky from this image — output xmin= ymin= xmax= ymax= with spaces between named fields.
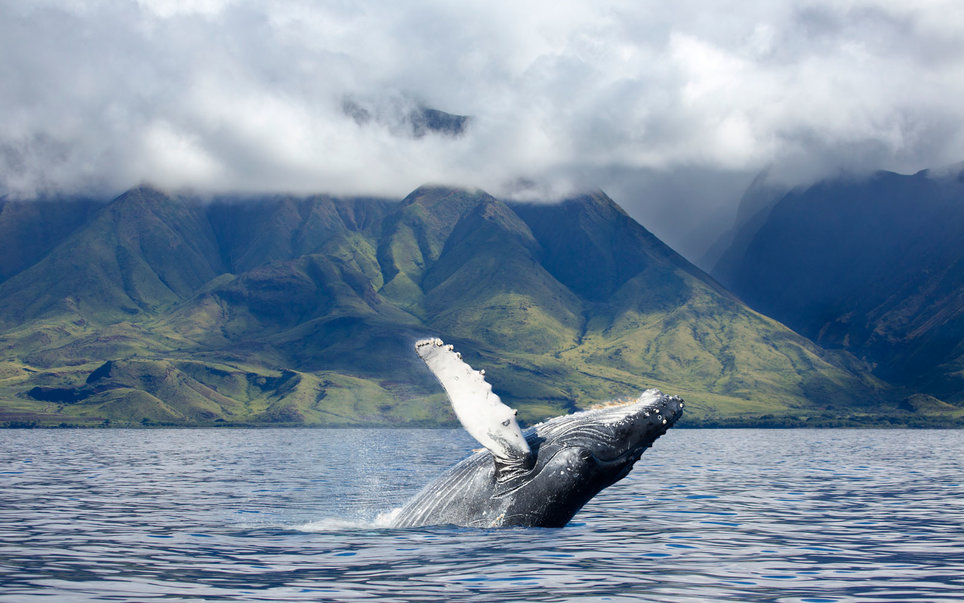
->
xmin=3 ymin=0 xmax=963 ymax=261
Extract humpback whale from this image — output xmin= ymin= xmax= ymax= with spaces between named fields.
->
xmin=391 ymin=338 xmax=684 ymax=528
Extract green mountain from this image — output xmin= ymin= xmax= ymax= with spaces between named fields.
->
xmin=711 ymin=167 xmax=964 ymax=411
xmin=0 ymin=184 xmax=930 ymax=428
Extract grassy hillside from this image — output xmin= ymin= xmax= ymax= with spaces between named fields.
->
xmin=2 ymin=184 xmax=950 ymax=428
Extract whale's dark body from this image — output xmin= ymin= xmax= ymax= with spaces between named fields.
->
xmin=391 ymin=390 xmax=684 ymax=528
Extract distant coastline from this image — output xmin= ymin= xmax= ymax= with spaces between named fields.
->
xmin=3 ymin=412 xmax=961 ymax=429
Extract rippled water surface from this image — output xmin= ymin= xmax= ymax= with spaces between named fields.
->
xmin=1 ymin=428 xmax=962 ymax=601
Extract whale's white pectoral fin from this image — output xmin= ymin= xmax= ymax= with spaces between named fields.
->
xmin=415 ymin=338 xmax=532 ymax=466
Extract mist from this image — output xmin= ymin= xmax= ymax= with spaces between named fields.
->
xmin=3 ymin=0 xmax=963 ymax=262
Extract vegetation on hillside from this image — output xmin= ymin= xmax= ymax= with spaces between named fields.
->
xmin=2 ymin=186 xmax=956 ymax=427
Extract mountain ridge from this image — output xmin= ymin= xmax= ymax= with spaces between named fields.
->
xmin=1 ymin=183 xmax=940 ymax=428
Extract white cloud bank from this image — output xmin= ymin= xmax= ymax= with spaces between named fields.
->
xmin=2 ymin=0 xmax=964 ymax=250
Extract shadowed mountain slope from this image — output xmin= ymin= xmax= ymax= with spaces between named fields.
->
xmin=0 ymin=196 xmax=102 ymax=285
xmin=0 ymin=188 xmax=223 ymax=326
xmin=713 ymin=167 xmax=964 ymax=406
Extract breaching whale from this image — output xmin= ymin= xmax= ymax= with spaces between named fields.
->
xmin=391 ymin=338 xmax=684 ymax=528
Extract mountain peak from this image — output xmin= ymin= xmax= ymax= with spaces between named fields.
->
xmin=401 ymin=185 xmax=492 ymax=207
xmin=112 ymin=184 xmax=172 ymax=203
xmin=562 ymin=190 xmax=629 ymax=217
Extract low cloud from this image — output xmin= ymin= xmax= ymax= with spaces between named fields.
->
xmin=3 ymin=0 xmax=964 ymax=252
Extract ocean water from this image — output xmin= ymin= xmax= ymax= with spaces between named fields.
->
xmin=0 ymin=428 xmax=961 ymax=602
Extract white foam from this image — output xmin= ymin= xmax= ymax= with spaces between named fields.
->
xmin=293 ymin=507 xmax=404 ymax=532
xmin=374 ymin=507 xmax=402 ymax=528
xmin=294 ymin=518 xmax=374 ymax=531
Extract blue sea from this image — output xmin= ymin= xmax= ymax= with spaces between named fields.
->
xmin=1 ymin=428 xmax=962 ymax=602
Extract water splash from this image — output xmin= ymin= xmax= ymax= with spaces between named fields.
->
xmin=294 ymin=507 xmax=403 ymax=532
xmin=295 ymin=518 xmax=377 ymax=532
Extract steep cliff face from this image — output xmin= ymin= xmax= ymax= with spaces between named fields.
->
xmin=713 ymin=167 xmax=964 ymax=404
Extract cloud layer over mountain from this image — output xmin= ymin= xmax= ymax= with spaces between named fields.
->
xmin=3 ymin=0 xmax=963 ymax=243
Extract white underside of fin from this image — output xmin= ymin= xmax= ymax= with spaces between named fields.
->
xmin=415 ymin=338 xmax=531 ymax=462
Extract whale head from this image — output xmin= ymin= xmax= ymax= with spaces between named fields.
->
xmin=497 ymin=389 xmax=684 ymax=527
xmin=535 ymin=389 xmax=682 ymax=473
